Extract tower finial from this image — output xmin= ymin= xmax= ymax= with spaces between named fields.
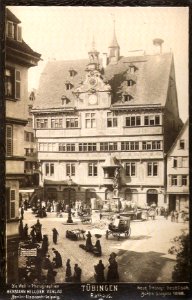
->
xmin=108 ymin=15 xmax=120 ymax=63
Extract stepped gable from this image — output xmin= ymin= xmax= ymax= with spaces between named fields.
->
xmin=34 ymin=52 xmax=172 ymax=109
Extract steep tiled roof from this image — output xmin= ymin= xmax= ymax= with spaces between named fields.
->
xmin=6 ymin=8 xmax=41 ymax=60
xmin=166 ymin=119 xmax=189 ymax=156
xmin=7 ymin=8 xmax=21 ymax=24
xmin=6 ymin=38 xmax=41 ymax=59
xmin=34 ymin=53 xmax=172 ymax=109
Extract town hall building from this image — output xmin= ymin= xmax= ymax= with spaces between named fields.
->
xmin=32 ymin=28 xmax=183 ymax=211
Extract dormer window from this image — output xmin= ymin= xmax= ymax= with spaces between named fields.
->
xmin=128 ymin=64 xmax=136 ymax=74
xmin=123 ymin=94 xmax=132 ymax=102
xmin=6 ymin=21 xmax=22 ymax=42
xmin=69 ymin=69 xmax=76 ymax=77
xmin=61 ymin=95 xmax=67 ymax=105
xmin=65 ymin=82 xmax=73 ymax=90
xmin=127 ymin=80 xmax=134 ymax=87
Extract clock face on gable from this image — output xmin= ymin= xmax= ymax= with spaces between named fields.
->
xmin=89 ymin=78 xmax=97 ymax=86
xmin=88 ymin=94 xmax=98 ymax=105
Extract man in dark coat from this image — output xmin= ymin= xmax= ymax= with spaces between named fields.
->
xmin=23 ymin=224 xmax=28 ymax=240
xmin=85 ymin=231 xmax=93 ymax=252
xmin=21 ymin=206 xmax=24 ymax=220
xmin=107 ymin=253 xmax=119 ymax=282
xmin=47 ymin=262 xmax=56 ymax=283
xmin=34 ymin=219 xmax=42 ymax=242
xmin=94 ymin=260 xmax=105 ymax=282
xmin=19 ymin=219 xmax=24 ymax=238
xmin=41 ymin=235 xmax=49 ymax=256
xmin=73 ymin=264 xmax=82 ymax=283
xmin=52 ymin=228 xmax=59 ymax=244
xmin=65 ymin=259 xmax=72 ymax=282
xmin=52 ymin=250 xmax=62 ymax=268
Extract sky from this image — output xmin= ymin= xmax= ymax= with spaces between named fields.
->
xmin=8 ymin=6 xmax=189 ymax=122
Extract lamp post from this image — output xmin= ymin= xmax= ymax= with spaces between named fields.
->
xmin=67 ymin=176 xmax=73 ymax=223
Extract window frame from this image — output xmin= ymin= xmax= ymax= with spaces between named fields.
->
xmin=85 ymin=113 xmax=96 ymax=128
xmin=6 ymin=125 xmax=13 ymax=156
xmin=147 ymin=162 xmax=158 ymax=176
xmin=125 ymin=116 xmax=141 ymax=127
xmin=125 ymin=162 xmax=136 ymax=177
xmin=36 ymin=118 xmax=48 ymax=129
xmin=121 ymin=141 xmax=139 ymax=151
xmin=88 ymin=162 xmax=98 ymax=176
xmin=66 ymin=163 xmax=75 ymax=176
xmin=66 ymin=117 xmax=79 ymax=128
xmin=107 ymin=112 xmax=118 ymax=128
xmin=100 ymin=142 xmax=117 ymax=151
xmin=144 ymin=115 xmax=160 ymax=126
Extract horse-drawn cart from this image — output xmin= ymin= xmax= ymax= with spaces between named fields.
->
xmin=106 ymin=217 xmax=131 ymax=240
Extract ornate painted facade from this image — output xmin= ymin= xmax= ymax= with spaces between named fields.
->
xmin=32 ymin=28 xmax=183 ymax=211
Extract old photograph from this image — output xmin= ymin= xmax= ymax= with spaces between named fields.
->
xmin=4 ymin=4 xmax=189 ymax=295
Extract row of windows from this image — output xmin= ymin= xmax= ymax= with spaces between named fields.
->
xmin=39 ymin=141 xmax=163 ymax=152
xmin=35 ymin=114 xmax=161 ymax=129
xmin=44 ymin=162 xmax=159 ymax=177
xmin=172 ymin=157 xmax=188 ymax=168
xmin=169 ymin=175 xmax=188 ymax=186
xmin=6 ymin=21 xmax=22 ymax=42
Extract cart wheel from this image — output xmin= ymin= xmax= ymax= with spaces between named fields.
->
xmin=106 ymin=230 xmax=109 ymax=239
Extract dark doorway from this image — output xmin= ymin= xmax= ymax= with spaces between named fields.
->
xmin=147 ymin=189 xmax=158 ymax=206
xmin=63 ymin=188 xmax=76 ymax=207
xmin=168 ymin=194 xmax=176 ymax=212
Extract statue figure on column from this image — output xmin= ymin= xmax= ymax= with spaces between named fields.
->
xmin=113 ymin=168 xmax=120 ymax=197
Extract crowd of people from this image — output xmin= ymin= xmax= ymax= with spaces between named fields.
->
xmin=18 ymin=217 xmax=120 ymax=284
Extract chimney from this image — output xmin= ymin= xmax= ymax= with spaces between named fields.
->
xmin=153 ymin=38 xmax=164 ymax=55
xmin=102 ymin=53 xmax=108 ymax=68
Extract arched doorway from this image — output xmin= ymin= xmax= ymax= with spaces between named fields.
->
xmin=46 ymin=188 xmax=57 ymax=201
xmin=63 ymin=188 xmax=76 ymax=207
xmin=125 ymin=189 xmax=138 ymax=203
xmin=147 ymin=189 xmax=158 ymax=206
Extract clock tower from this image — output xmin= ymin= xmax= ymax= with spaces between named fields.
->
xmin=87 ymin=36 xmax=100 ymax=71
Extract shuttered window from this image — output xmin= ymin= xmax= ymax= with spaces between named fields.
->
xmin=15 ymin=70 xmax=21 ymax=99
xmin=6 ymin=125 xmax=13 ymax=156
xmin=10 ymin=190 xmax=16 ymax=219
xmin=17 ymin=26 xmax=22 ymax=41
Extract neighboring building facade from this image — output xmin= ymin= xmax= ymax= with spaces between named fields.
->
xmin=166 ymin=120 xmax=189 ymax=212
xmin=32 ymin=29 xmax=182 ymax=211
xmin=22 ymin=90 xmax=39 ymax=188
xmin=5 ymin=8 xmax=41 ymax=282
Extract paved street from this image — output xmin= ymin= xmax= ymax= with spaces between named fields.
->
xmin=20 ymin=210 xmax=188 ymax=283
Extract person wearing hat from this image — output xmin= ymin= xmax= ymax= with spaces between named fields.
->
xmin=52 ymin=228 xmax=59 ymax=244
xmin=34 ymin=219 xmax=42 ymax=242
xmin=65 ymin=259 xmax=72 ymax=282
xmin=94 ymin=260 xmax=105 ymax=282
xmin=107 ymin=252 xmax=119 ymax=282
xmin=93 ymin=236 xmax=102 ymax=256
xmin=85 ymin=231 xmax=93 ymax=252
xmin=52 ymin=249 xmax=62 ymax=268
xmin=73 ymin=264 xmax=82 ymax=282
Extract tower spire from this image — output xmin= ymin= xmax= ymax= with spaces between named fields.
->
xmin=87 ymin=33 xmax=100 ymax=70
xmin=108 ymin=16 xmax=120 ymax=63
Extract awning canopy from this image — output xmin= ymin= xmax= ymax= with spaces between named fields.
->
xmin=102 ymin=154 xmax=120 ymax=168
xmin=44 ymin=179 xmax=77 ymax=186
